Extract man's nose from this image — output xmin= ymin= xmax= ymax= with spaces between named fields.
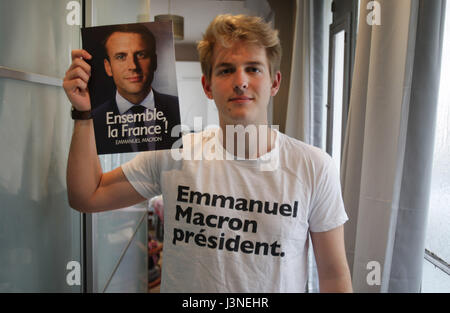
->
xmin=127 ymin=55 xmax=140 ymax=70
xmin=233 ymin=69 xmax=248 ymax=93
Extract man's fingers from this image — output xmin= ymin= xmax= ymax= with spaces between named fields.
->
xmin=64 ymin=50 xmax=92 ymax=111
xmin=63 ymin=78 xmax=87 ymax=92
xmin=65 ymin=50 xmax=92 ymax=91
xmin=65 ymin=66 xmax=90 ymax=84
xmin=71 ymin=49 xmax=92 ymax=61
xmin=67 ymin=57 xmax=91 ymax=75
xmin=73 ymin=78 xmax=88 ymax=92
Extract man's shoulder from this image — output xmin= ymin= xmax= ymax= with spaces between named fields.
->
xmin=92 ymin=97 xmax=118 ymax=116
xmin=153 ymin=90 xmax=179 ymax=104
xmin=278 ymin=131 xmax=333 ymax=167
xmin=153 ymin=89 xmax=178 ymax=99
xmin=278 ymin=131 xmax=323 ymax=155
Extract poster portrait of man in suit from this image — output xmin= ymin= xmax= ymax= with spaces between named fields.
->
xmin=83 ymin=23 xmax=181 ymax=154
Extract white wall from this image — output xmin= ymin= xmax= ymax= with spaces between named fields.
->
xmin=149 ymin=0 xmax=272 ymax=43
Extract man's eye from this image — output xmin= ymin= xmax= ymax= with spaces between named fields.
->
xmin=136 ymin=51 xmax=147 ymax=59
xmin=218 ymin=68 xmax=232 ymax=75
xmin=248 ymin=67 xmax=261 ymax=73
xmin=115 ymin=54 xmax=126 ymax=61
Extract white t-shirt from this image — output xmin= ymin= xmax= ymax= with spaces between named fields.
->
xmin=122 ymin=128 xmax=348 ymax=292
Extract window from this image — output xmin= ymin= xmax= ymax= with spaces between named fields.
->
xmin=329 ymin=29 xmax=346 ymax=172
xmin=326 ymin=0 xmax=358 ymax=169
xmin=422 ymin=2 xmax=450 ymax=293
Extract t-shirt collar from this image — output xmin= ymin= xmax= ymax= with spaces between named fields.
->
xmin=212 ymin=127 xmax=280 ymax=168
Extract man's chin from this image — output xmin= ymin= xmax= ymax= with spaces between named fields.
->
xmin=225 ymin=114 xmax=257 ymax=126
xmin=124 ymin=84 xmax=146 ymax=93
xmin=120 ymin=84 xmax=151 ymax=95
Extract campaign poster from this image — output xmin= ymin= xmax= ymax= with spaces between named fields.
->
xmin=82 ymin=21 xmax=182 ymax=155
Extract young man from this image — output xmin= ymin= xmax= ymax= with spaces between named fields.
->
xmin=93 ymin=24 xmax=180 ymax=153
xmin=63 ymin=14 xmax=352 ymax=292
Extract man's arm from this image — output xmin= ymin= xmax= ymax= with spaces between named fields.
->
xmin=64 ymin=50 xmax=146 ymax=213
xmin=310 ymin=225 xmax=353 ymax=292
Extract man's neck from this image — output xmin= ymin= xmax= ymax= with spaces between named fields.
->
xmin=218 ymin=122 xmax=276 ymax=159
xmin=119 ymin=85 xmax=152 ymax=105
xmin=116 ymin=88 xmax=155 ymax=115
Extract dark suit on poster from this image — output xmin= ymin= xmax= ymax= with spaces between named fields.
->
xmin=92 ymin=89 xmax=181 ymax=154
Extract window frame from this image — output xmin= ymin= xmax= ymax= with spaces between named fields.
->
xmin=326 ymin=0 xmax=358 ymax=163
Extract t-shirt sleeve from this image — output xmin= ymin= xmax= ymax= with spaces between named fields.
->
xmin=121 ymin=151 xmax=162 ymax=199
xmin=308 ymin=152 xmax=348 ymax=232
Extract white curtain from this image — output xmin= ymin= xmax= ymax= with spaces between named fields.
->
xmin=285 ymin=0 xmax=312 ymax=143
xmin=285 ymin=0 xmax=331 ymax=147
xmin=0 ymin=0 xmax=82 ymax=291
xmin=341 ymin=0 xmax=446 ymax=292
xmin=284 ymin=0 xmax=333 ymax=292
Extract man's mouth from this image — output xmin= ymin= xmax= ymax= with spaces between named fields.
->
xmin=229 ymin=96 xmax=254 ymax=103
xmin=126 ymin=76 xmax=143 ymax=82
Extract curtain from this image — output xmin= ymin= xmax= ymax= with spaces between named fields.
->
xmin=285 ymin=0 xmax=312 ymax=143
xmin=284 ymin=0 xmax=332 ymax=292
xmin=0 ymin=0 xmax=82 ymax=292
xmin=285 ymin=0 xmax=331 ymax=148
xmin=341 ymin=0 xmax=446 ymax=292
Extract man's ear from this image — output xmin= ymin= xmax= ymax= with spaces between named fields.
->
xmin=104 ymin=58 xmax=113 ymax=77
xmin=270 ymin=71 xmax=282 ymax=97
xmin=201 ymin=75 xmax=214 ymax=100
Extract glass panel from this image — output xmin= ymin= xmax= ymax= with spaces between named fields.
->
xmin=421 ymin=260 xmax=450 ymax=293
xmin=0 ymin=0 xmax=82 ymax=292
xmin=175 ymin=61 xmax=219 ymax=131
xmin=91 ymin=0 xmax=149 ymax=26
xmin=89 ymin=0 xmax=150 ymax=292
xmin=422 ymin=2 xmax=450 ymax=292
xmin=331 ymin=30 xmax=346 ymax=172
xmin=103 ymin=212 xmax=148 ymax=292
xmin=94 ymin=202 xmax=149 ymax=292
xmin=321 ymin=0 xmax=334 ymax=150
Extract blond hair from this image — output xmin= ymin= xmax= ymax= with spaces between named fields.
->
xmin=197 ymin=14 xmax=282 ymax=81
